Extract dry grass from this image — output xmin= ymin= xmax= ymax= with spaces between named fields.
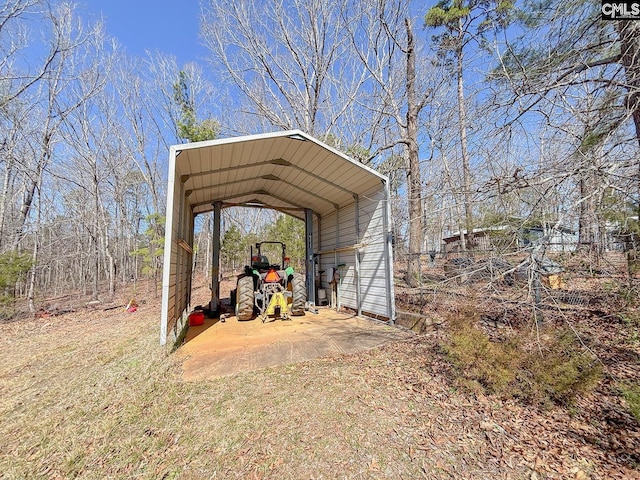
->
xmin=0 ymin=284 xmax=638 ymax=479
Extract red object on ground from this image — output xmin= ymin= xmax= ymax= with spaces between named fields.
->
xmin=189 ymin=311 xmax=205 ymax=326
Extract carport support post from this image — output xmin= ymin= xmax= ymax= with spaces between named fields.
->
xmin=383 ymin=179 xmax=396 ymax=323
xmin=305 ymin=208 xmax=316 ymax=306
xmin=210 ymin=201 xmax=222 ymax=315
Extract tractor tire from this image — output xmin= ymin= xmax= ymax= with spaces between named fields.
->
xmin=235 ymin=275 xmax=255 ymax=321
xmin=229 ymin=288 xmax=236 ymax=308
xmin=290 ymin=273 xmax=306 ymax=316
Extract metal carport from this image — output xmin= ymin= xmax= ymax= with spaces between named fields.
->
xmin=160 ymin=130 xmax=395 ymax=346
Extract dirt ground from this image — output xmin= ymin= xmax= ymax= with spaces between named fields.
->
xmin=0 ymin=275 xmax=638 ymax=479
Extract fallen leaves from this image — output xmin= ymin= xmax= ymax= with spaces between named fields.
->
xmin=1 ymin=272 xmax=639 ymax=479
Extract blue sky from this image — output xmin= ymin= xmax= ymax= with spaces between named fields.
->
xmin=84 ymin=0 xmax=208 ymax=63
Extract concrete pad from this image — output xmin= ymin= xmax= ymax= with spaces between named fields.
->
xmin=178 ymin=307 xmax=414 ymax=380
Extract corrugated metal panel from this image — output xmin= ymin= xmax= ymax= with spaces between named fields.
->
xmin=314 ymin=185 xmax=392 ymax=320
xmin=358 ymin=187 xmax=393 ymax=316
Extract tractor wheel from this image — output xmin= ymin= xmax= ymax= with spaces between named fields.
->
xmin=235 ymin=275 xmax=255 ymax=321
xmin=290 ymin=273 xmax=306 ymax=316
xmin=229 ymin=288 xmax=236 ymax=308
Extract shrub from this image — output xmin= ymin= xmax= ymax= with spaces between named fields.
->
xmin=0 ymin=250 xmax=33 ymax=321
xmin=521 ymin=330 xmax=603 ymax=407
xmin=621 ymin=384 xmax=640 ymax=422
xmin=0 ymin=251 xmax=33 ymax=290
xmin=444 ymin=318 xmax=602 ymax=408
xmin=444 ymin=320 xmax=519 ymax=396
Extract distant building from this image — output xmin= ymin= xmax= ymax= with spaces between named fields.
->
xmin=521 ymin=226 xmax=578 ymax=253
xmin=441 ymin=225 xmax=578 ymax=256
xmin=442 ymin=226 xmax=511 ymax=256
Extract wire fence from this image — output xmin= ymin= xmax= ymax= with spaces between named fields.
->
xmin=394 ymin=246 xmax=638 ymax=331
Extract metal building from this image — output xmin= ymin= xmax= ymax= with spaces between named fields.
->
xmin=160 ymin=130 xmax=395 ymax=346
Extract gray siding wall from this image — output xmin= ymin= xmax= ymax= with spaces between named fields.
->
xmin=358 ymin=188 xmax=392 ymax=317
xmin=315 ymin=185 xmax=392 ymax=319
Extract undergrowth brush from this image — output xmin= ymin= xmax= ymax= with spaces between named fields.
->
xmin=444 ymin=316 xmax=603 ymax=409
xmin=621 ymin=384 xmax=640 ymax=422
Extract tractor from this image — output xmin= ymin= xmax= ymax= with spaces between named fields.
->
xmin=231 ymin=241 xmax=306 ymax=321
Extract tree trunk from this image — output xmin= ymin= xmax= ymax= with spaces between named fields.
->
xmin=617 ymin=21 xmax=640 ymax=255
xmin=27 ymin=226 xmax=38 ymax=313
xmin=618 ymin=21 xmax=640 ymax=148
xmin=103 ymin=224 xmax=116 ymax=299
xmin=0 ymin=154 xmax=15 ymax=250
xmin=27 ymin=168 xmax=44 ymax=313
xmin=578 ymin=177 xmax=597 ymax=246
xmin=405 ymin=18 xmax=423 ymax=288
xmin=15 ymin=132 xmax=51 ymax=249
xmin=456 ymin=21 xmax=473 ymax=254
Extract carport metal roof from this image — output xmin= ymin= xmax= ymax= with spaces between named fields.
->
xmin=173 ymin=129 xmax=387 ymax=217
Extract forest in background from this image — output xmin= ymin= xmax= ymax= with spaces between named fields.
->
xmin=1 ymin=0 xmax=639 ymax=315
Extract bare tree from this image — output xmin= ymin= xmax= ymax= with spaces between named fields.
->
xmin=343 ymin=0 xmax=438 ymax=286
xmin=0 ymin=0 xmax=59 ymax=109
xmin=490 ymin=0 xmax=640 ymax=259
xmin=0 ymin=2 xmax=109 ymax=310
xmin=13 ymin=3 xmax=106 ymax=248
xmin=62 ymin=84 xmax=124 ymax=300
xmin=426 ymin=0 xmax=514 ymax=253
xmin=200 ymin=0 xmax=367 ymax=140
xmin=112 ymin=53 xmax=171 ymax=217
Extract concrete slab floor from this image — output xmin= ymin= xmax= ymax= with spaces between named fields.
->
xmin=177 ymin=307 xmax=414 ymax=381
